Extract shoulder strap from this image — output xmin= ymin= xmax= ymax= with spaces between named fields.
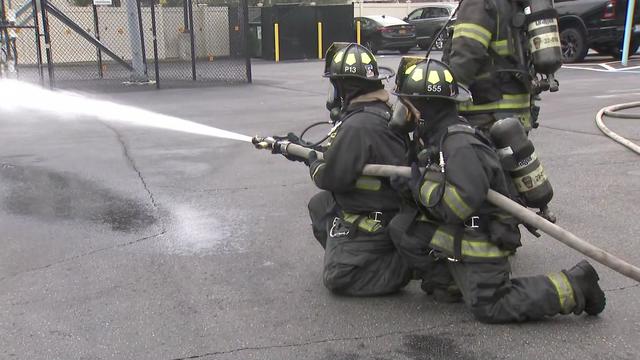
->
xmin=361 ymin=105 xmax=392 ymax=121
xmin=444 ymin=123 xmax=495 ymax=150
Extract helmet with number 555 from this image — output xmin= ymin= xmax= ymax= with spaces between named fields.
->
xmin=393 ymin=57 xmax=471 ymax=102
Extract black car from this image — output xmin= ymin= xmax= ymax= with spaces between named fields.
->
xmin=404 ymin=3 xmax=457 ymax=50
xmin=354 ymin=15 xmax=417 ymax=54
xmin=557 ymin=0 xmax=640 ymax=62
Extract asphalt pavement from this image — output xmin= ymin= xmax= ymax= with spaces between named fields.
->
xmin=1 ymin=51 xmax=639 ymax=360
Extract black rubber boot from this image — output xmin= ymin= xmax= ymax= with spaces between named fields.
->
xmin=563 ymin=260 xmax=606 ymax=316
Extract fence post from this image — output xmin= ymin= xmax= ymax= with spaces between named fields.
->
xmin=31 ymin=0 xmax=44 ymax=85
xmin=135 ymin=0 xmax=147 ymax=76
xmin=242 ymin=0 xmax=252 ymax=82
xmin=92 ymin=4 xmax=103 ymax=78
xmin=150 ymin=0 xmax=159 ymax=88
xmin=187 ymin=0 xmax=195 ymax=80
xmin=124 ymin=0 xmax=147 ymax=81
xmin=39 ymin=0 xmax=55 ymax=88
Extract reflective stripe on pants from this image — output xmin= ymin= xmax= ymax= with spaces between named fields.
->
xmin=546 ymin=272 xmax=577 ymax=314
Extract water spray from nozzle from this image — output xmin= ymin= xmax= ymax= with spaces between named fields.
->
xmin=0 ymin=80 xmax=253 ymax=143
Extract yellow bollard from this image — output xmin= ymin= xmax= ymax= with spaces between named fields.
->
xmin=317 ymin=22 xmax=323 ymax=59
xmin=356 ymin=20 xmax=361 ymax=44
xmin=274 ymin=23 xmax=280 ymax=63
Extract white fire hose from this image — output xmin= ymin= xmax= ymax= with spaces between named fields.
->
xmin=595 ymin=101 xmax=640 ymax=155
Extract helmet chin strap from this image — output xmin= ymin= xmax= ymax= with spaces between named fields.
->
xmin=326 ymin=79 xmax=345 ymax=123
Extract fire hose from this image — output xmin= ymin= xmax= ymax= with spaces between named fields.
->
xmin=595 ymin=101 xmax=640 ymax=155
xmin=253 ymin=136 xmax=640 ymax=283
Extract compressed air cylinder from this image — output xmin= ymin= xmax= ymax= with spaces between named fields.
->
xmin=490 ymin=117 xmax=553 ymax=209
xmin=527 ymin=0 xmax=562 ymax=76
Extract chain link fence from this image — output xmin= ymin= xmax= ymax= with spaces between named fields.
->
xmin=3 ymin=0 xmax=250 ymax=89
xmin=2 ymin=0 xmax=45 ymax=83
xmin=151 ymin=0 xmax=250 ymax=85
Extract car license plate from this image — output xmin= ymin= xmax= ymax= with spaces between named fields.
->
xmin=399 ymin=29 xmax=406 ymax=34
xmin=635 ymin=24 xmax=640 ymax=32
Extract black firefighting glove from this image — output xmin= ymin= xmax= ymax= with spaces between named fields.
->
xmin=390 ymin=173 xmax=413 ymax=203
xmin=272 ymin=133 xmax=306 ymax=163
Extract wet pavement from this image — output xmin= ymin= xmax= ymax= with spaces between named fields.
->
xmin=1 ymin=53 xmax=640 ymax=359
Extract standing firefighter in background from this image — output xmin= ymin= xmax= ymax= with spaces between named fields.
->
xmin=446 ymin=0 xmax=561 ymax=131
xmin=388 ymin=58 xmax=606 ymax=323
xmin=445 ymin=0 xmax=562 ymax=220
xmin=278 ymin=43 xmax=412 ymax=296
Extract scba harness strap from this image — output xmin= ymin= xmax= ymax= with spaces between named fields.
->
xmin=327 ymin=103 xmax=394 ymax=238
xmin=437 ymin=123 xmax=509 ymax=261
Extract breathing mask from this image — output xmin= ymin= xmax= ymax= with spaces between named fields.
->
xmin=389 ymin=97 xmax=420 ymax=134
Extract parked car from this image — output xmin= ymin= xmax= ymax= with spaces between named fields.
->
xmin=354 ymin=15 xmax=417 ymax=54
xmin=404 ymin=3 xmax=457 ymax=50
xmin=556 ymin=0 xmax=640 ymax=62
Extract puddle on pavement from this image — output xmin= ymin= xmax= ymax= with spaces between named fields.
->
xmin=0 ymin=163 xmax=246 ymax=255
xmin=158 ymin=205 xmax=246 ymax=256
xmin=399 ymin=334 xmax=476 ymax=360
xmin=0 ymin=163 xmax=157 ymax=232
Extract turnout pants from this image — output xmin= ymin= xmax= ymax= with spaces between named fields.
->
xmin=389 ymin=211 xmax=576 ymax=323
xmin=308 ymin=191 xmax=411 ymax=296
xmin=447 ymin=259 xmax=573 ymax=323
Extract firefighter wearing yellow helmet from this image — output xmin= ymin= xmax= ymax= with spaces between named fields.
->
xmin=388 ymin=57 xmax=606 ymax=322
xmin=279 ymin=43 xmax=412 ymax=296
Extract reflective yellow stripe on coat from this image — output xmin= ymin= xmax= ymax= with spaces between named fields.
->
xmin=342 ymin=212 xmax=383 ymax=233
xmin=430 ymin=228 xmax=512 ymax=259
xmin=452 ymin=23 xmax=492 ymax=48
xmin=458 ymin=93 xmax=530 ymax=113
xmin=420 ymin=179 xmax=473 ymax=221
xmin=355 ymin=176 xmax=381 ymax=191
xmin=490 ymin=39 xmax=510 ymax=56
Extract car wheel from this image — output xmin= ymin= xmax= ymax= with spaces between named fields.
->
xmin=364 ymin=40 xmax=378 ymax=55
xmin=399 ymin=47 xmax=412 ymax=54
xmin=433 ymin=32 xmax=447 ymax=51
xmin=560 ymin=27 xmax=588 ymax=63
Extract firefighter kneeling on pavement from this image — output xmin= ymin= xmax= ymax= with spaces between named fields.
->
xmin=278 ymin=43 xmax=412 ymax=296
xmin=387 ymin=58 xmax=606 ymax=323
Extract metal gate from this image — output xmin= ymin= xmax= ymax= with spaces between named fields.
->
xmin=1 ymin=0 xmax=251 ymax=89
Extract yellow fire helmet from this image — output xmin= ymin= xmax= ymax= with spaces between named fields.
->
xmin=394 ymin=57 xmax=471 ymax=102
xmin=323 ymin=42 xmax=394 ymax=81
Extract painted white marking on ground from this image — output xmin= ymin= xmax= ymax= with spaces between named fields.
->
xmin=594 ymin=92 xmax=640 ymax=99
xmin=607 ymin=88 xmax=640 ymax=93
xmin=601 ymin=63 xmax=615 ymax=70
xmin=562 ymin=65 xmax=640 ymax=74
xmin=618 ymin=65 xmax=640 ymax=71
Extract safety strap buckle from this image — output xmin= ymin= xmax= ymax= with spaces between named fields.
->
xmin=428 ymin=249 xmax=459 ymax=263
xmin=368 ymin=211 xmax=383 ymax=223
xmin=464 ymin=216 xmax=480 ymax=229
xmin=329 ymin=217 xmax=350 ymax=238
